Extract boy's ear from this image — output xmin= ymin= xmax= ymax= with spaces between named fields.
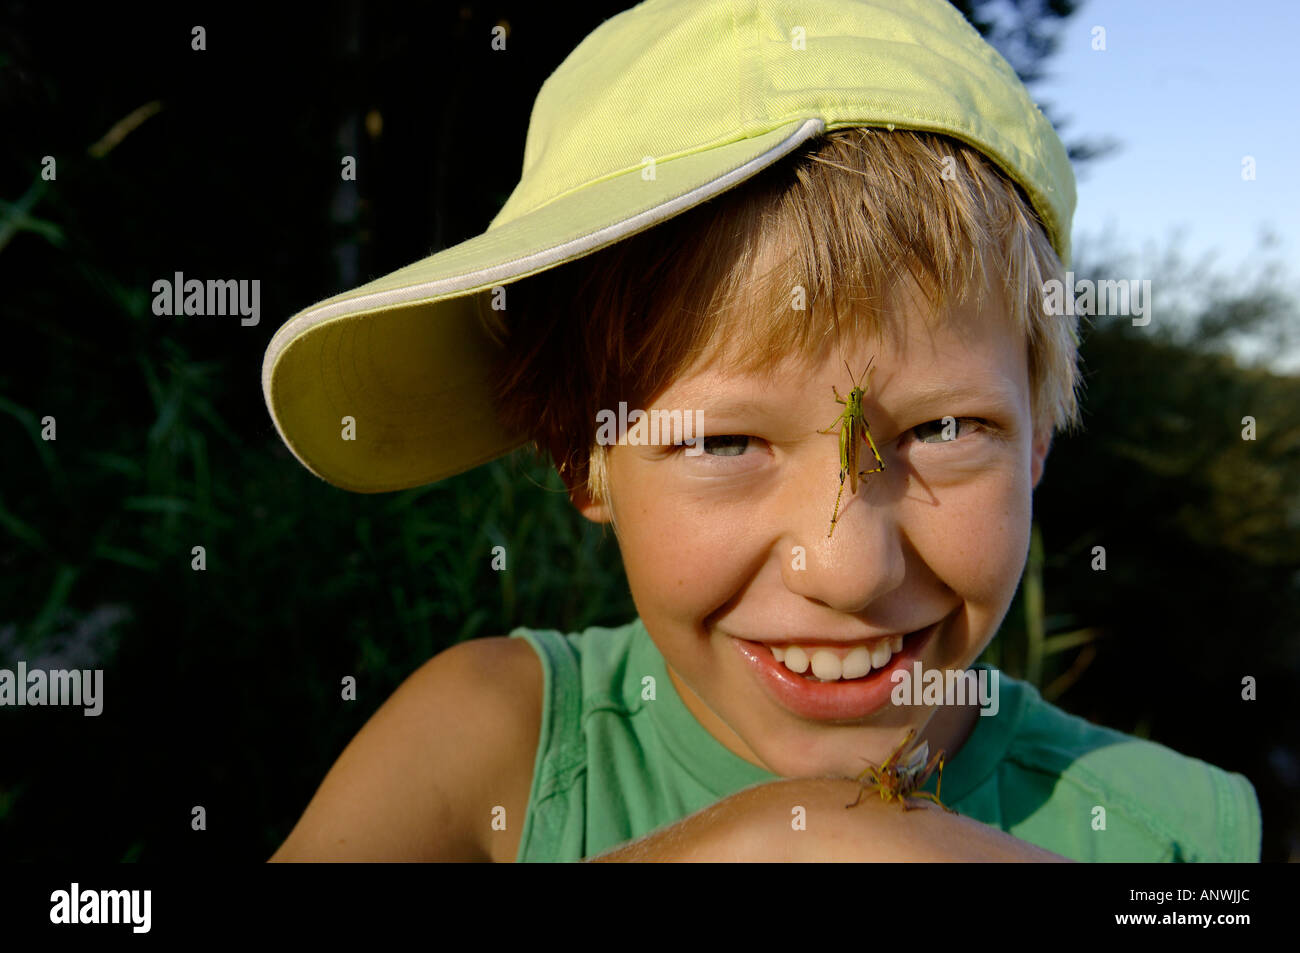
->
xmin=1030 ymin=426 xmax=1052 ymax=489
xmin=558 ymin=463 xmax=614 ymax=524
xmin=567 ymin=481 xmax=614 ymax=524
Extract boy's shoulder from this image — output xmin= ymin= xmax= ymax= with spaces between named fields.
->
xmin=981 ymin=673 xmax=1262 ymax=862
xmin=430 ymin=635 xmax=545 ymax=862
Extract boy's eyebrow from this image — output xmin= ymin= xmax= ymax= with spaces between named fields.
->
xmin=684 ymin=397 xmax=780 ymax=418
xmin=890 ymin=377 xmax=1022 ymax=409
xmin=676 ymin=378 xmax=1021 ymax=417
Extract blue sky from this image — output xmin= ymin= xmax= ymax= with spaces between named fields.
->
xmin=1029 ymin=0 xmax=1298 ymax=282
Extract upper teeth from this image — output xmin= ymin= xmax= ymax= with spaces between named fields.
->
xmin=773 ymin=635 xmax=904 ymax=681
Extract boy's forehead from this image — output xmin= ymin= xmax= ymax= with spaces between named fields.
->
xmin=672 ymin=266 xmax=1018 ymax=394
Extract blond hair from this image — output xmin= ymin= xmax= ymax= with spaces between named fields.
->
xmin=477 ymin=127 xmax=1081 ymax=508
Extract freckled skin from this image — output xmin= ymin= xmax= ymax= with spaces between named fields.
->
xmin=570 ymin=273 xmax=1051 ymax=781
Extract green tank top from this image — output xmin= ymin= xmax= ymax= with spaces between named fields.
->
xmin=508 ymin=617 xmax=1260 ymax=862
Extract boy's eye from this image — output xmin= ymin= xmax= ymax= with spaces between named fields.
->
xmin=699 ymin=434 xmax=751 ymax=456
xmin=669 ymin=434 xmax=755 ymax=456
xmin=909 ymin=417 xmax=985 ymax=444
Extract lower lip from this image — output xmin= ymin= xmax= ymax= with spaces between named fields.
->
xmin=730 ymin=622 xmax=938 ymax=722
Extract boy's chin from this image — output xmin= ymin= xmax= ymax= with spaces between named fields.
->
xmin=743 ymin=720 xmax=929 ymax=780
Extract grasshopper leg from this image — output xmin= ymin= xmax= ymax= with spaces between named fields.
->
xmin=826 ymin=476 xmax=847 ymax=538
xmin=907 ymin=790 xmax=956 ymax=813
xmin=845 ymin=781 xmax=880 ymax=809
xmin=857 ymin=424 xmax=886 ymax=477
xmin=845 ymin=765 xmax=882 ymax=807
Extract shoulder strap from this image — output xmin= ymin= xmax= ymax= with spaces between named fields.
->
xmin=507 ymin=627 xmax=587 ymax=861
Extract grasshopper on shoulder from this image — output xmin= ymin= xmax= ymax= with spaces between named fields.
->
xmin=845 ymin=728 xmax=955 ymax=813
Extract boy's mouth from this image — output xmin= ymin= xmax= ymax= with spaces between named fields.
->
xmin=729 ymin=622 xmax=940 ymax=722
xmin=767 ymin=634 xmax=906 ymax=682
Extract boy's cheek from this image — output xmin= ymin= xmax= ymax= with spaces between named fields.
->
xmin=912 ymin=480 xmax=1031 ymax=593
xmin=617 ymin=510 xmax=747 ymax=608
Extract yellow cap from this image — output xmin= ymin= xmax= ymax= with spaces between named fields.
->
xmin=262 ymin=0 xmax=1075 ymax=493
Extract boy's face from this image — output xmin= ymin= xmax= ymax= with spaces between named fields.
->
xmin=572 ymin=266 xmax=1051 ymax=779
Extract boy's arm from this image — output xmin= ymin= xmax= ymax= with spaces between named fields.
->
xmin=268 ymin=637 xmax=539 ymax=862
xmin=588 ymin=778 xmax=1071 ymax=862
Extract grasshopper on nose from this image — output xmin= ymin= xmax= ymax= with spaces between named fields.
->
xmin=819 ymin=357 xmax=886 ymax=537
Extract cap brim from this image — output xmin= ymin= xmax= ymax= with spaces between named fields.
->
xmin=262 ymin=117 xmax=826 ymax=493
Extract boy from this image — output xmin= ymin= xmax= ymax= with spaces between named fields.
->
xmin=262 ymin=0 xmax=1261 ymax=861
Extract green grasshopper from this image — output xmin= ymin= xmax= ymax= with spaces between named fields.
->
xmin=819 ymin=357 xmax=885 ymax=538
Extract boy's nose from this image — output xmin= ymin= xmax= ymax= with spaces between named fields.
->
xmin=780 ymin=472 xmax=906 ymax=613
